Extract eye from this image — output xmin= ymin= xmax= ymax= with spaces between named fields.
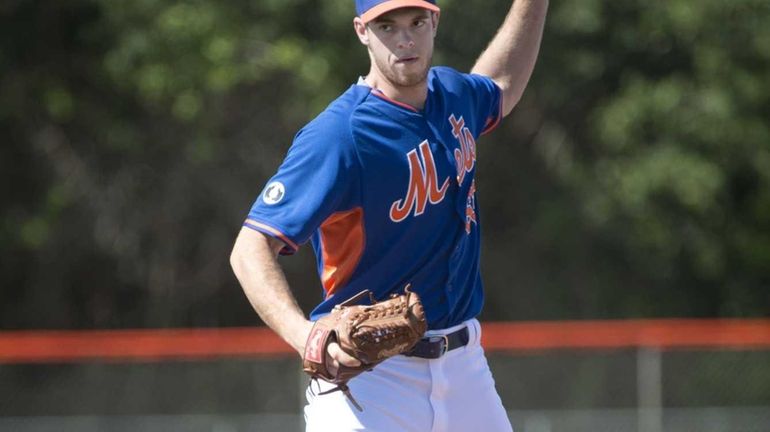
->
xmin=379 ymin=24 xmax=392 ymax=32
xmin=413 ymin=19 xmax=426 ymax=28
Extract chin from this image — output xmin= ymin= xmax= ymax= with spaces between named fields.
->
xmin=392 ymin=66 xmax=430 ymax=88
xmin=374 ymin=53 xmax=431 ymax=88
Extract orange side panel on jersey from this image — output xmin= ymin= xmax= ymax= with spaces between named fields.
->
xmin=319 ymin=208 xmax=365 ymax=297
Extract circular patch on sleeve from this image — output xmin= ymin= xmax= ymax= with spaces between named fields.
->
xmin=262 ymin=181 xmax=285 ymax=205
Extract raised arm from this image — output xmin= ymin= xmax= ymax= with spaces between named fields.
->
xmin=471 ymin=0 xmax=548 ymax=117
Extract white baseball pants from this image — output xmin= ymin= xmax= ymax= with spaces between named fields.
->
xmin=304 ymin=319 xmax=513 ymax=432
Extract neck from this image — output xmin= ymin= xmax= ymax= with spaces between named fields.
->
xmin=364 ymin=67 xmax=428 ymax=111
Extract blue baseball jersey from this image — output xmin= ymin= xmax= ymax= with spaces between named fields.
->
xmin=245 ymin=66 xmax=502 ymax=329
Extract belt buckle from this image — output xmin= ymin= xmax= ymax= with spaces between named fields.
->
xmin=429 ymin=334 xmax=450 ymax=357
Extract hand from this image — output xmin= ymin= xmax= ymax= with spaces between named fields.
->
xmin=325 ymin=341 xmax=362 ymax=377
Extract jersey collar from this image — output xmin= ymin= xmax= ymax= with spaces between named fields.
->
xmin=355 ymin=76 xmax=428 ymax=114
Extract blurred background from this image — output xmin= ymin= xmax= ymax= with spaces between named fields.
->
xmin=1 ymin=0 xmax=769 ymax=430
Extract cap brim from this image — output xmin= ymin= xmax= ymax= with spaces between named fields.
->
xmin=360 ymin=0 xmax=441 ymax=24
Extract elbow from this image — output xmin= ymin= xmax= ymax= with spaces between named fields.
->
xmin=229 ymin=229 xmax=281 ymax=277
xmin=229 ymin=233 xmax=254 ymax=278
xmin=229 ymin=244 xmax=245 ymax=277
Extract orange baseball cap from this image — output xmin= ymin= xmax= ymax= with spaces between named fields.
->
xmin=356 ymin=0 xmax=440 ymax=24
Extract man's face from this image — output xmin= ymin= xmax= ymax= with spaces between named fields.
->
xmin=359 ymin=8 xmax=438 ymax=88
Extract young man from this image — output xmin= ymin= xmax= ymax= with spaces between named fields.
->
xmin=230 ymin=0 xmax=548 ymax=430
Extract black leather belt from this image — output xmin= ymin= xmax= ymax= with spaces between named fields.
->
xmin=404 ymin=326 xmax=470 ymax=359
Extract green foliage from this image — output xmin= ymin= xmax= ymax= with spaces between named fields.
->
xmin=1 ymin=0 xmax=768 ymax=328
xmin=522 ymin=0 xmax=770 ymax=316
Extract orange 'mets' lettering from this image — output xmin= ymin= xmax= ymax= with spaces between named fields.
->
xmin=390 ymin=140 xmax=450 ymax=222
xmin=449 ymin=114 xmax=477 ymax=185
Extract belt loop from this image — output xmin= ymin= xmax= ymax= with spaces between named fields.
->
xmin=469 ymin=319 xmax=481 ymax=347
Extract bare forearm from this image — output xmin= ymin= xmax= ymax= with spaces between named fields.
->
xmin=472 ymin=0 xmax=548 ymax=116
xmin=230 ymin=228 xmax=312 ymax=355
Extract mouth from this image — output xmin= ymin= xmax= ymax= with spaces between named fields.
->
xmin=395 ymin=56 xmax=419 ymax=64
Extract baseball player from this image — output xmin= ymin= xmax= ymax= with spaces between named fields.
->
xmin=230 ymin=0 xmax=548 ymax=430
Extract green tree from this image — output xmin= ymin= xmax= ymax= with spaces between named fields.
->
xmin=1 ymin=0 xmax=768 ymax=329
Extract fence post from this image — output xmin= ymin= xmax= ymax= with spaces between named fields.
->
xmin=637 ymin=347 xmax=663 ymax=432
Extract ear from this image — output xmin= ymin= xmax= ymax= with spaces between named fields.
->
xmin=431 ymin=12 xmax=440 ymax=36
xmin=353 ymin=17 xmax=369 ymax=46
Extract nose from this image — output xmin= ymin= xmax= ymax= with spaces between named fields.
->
xmin=396 ymin=31 xmax=415 ymax=50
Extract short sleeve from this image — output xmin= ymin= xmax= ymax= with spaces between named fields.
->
xmin=463 ymin=73 xmax=503 ymax=137
xmin=245 ymin=121 xmax=358 ymax=254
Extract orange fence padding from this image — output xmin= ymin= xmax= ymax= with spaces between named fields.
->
xmin=480 ymin=319 xmax=770 ymax=352
xmin=0 ymin=319 xmax=769 ymax=364
xmin=0 ymin=328 xmax=291 ymax=364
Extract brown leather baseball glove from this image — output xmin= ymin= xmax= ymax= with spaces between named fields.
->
xmin=302 ymin=285 xmax=427 ymax=410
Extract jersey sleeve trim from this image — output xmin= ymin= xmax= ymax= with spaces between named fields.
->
xmin=480 ymin=85 xmax=504 ymax=136
xmin=243 ymin=219 xmax=300 ymax=255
